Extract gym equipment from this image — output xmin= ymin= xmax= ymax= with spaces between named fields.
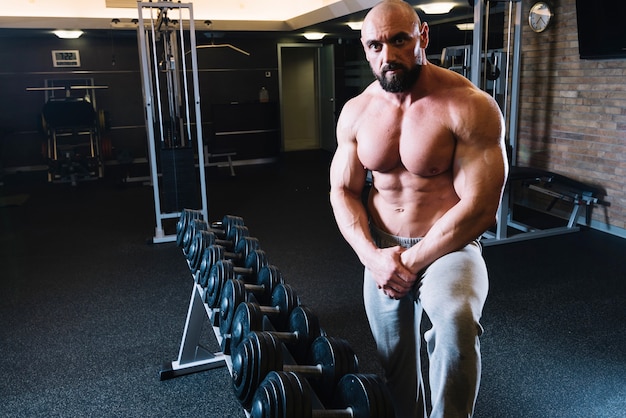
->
xmin=201 ymin=249 xmax=268 ymax=289
xmin=465 ymin=1 xmax=601 ymax=245
xmin=201 ymin=250 xmax=271 ymax=309
xmin=176 ymin=209 xmax=202 ymax=245
xmin=30 ymin=79 xmax=107 ymax=185
xmin=182 ymin=219 xmax=233 ymax=254
xmin=189 ymin=232 xmax=257 ymax=273
xmin=161 ymin=211 xmax=259 ymax=380
xmin=196 ymin=235 xmax=261 ymax=275
xmin=228 ymin=301 xmax=320 ymax=363
xmin=465 ymin=3 xmax=606 ymax=245
xmin=176 ymin=211 xmax=244 ymax=249
xmin=231 ymin=331 xmax=358 ymax=409
xmin=249 ymin=371 xmax=395 ymax=418
xmin=204 ymin=259 xmax=282 ymax=309
xmin=481 ymin=166 xmax=605 ymax=245
xmin=220 ymin=282 xmax=300 ymax=338
xmin=160 ymin=278 xmax=227 ymax=381
xmin=137 ymin=2 xmax=208 ymax=244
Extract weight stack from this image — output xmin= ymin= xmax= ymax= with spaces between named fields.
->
xmin=160 ymin=146 xmax=199 ymax=213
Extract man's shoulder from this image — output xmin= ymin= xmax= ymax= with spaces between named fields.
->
xmin=426 ymin=67 xmax=498 ymax=111
xmin=427 ymin=65 xmax=481 ymax=95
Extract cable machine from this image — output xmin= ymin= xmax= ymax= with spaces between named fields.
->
xmin=137 ymin=1 xmax=208 ymax=244
xmin=469 ymin=0 xmax=523 ymax=243
xmin=466 ymin=1 xmax=603 ymax=245
xmin=470 ymin=0 xmax=522 ymax=165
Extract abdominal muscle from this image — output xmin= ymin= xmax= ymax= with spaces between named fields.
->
xmin=366 ymin=167 xmax=459 ymax=238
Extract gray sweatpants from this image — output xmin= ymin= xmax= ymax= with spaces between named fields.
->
xmin=364 ymin=225 xmax=489 ymax=418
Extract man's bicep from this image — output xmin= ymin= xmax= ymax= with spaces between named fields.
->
xmin=331 ymin=107 xmax=368 ymax=195
xmin=330 ymin=139 xmax=367 ymax=197
xmin=453 ymin=138 xmax=507 ymax=208
xmin=456 ymin=93 xmax=507 ymax=194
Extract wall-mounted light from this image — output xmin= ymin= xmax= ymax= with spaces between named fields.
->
xmin=456 ymin=23 xmax=474 ymax=31
xmin=53 ymin=30 xmax=83 ymax=39
xmin=346 ymin=21 xmax=363 ymax=31
xmin=418 ymin=2 xmax=456 ymax=14
xmin=303 ymin=32 xmax=325 ymax=40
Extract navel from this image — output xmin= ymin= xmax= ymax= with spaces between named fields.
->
xmin=394 ymin=207 xmax=405 ymax=213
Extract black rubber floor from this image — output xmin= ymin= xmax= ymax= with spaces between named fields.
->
xmin=1 ymin=150 xmax=624 ymax=417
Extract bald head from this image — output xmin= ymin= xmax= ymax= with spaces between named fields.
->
xmin=362 ymin=0 xmax=422 ymax=37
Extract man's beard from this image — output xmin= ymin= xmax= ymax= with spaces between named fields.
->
xmin=376 ymin=63 xmax=421 ymax=93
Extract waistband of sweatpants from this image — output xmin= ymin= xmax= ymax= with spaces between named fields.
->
xmin=369 ymin=222 xmax=422 ymax=249
xmin=369 ymin=221 xmax=482 ymax=252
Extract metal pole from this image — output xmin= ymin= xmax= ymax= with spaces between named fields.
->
xmin=186 ymin=9 xmax=209 ymax=223
xmin=137 ymin=5 xmax=165 ymax=239
xmin=508 ymin=1 xmax=523 ymax=166
xmin=470 ymin=0 xmax=485 ymax=87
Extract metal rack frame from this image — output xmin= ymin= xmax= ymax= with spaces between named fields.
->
xmin=137 ymin=1 xmax=208 ymax=244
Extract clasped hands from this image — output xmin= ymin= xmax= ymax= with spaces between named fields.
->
xmin=370 ymin=245 xmax=417 ymax=300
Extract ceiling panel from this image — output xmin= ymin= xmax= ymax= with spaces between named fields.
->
xmin=105 ymin=0 xmax=137 ymax=8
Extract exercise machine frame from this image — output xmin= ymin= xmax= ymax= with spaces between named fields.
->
xmin=137 ymin=1 xmax=208 ymax=244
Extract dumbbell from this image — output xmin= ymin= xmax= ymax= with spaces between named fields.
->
xmin=183 ymin=219 xmax=247 ymax=257
xmin=189 ymin=231 xmax=258 ymax=274
xmin=176 ymin=209 xmax=215 ymax=247
xmin=196 ymin=234 xmax=260 ymax=282
xmin=175 ymin=209 xmax=202 ymax=246
xmin=250 ymin=371 xmax=395 ymax=418
xmin=232 ymin=331 xmax=358 ymax=409
xmin=228 ymin=301 xmax=321 ymax=364
xmin=200 ymin=248 xmax=268 ymax=292
xmin=219 ymin=280 xmax=298 ymax=337
xmin=187 ymin=224 xmax=250 ymax=264
xmin=177 ymin=212 xmax=244 ymax=250
xmin=205 ymin=259 xmax=283 ymax=309
xmin=219 ymin=280 xmax=299 ymax=336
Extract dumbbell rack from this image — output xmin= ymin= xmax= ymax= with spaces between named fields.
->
xmin=161 ymin=213 xmax=328 ymax=417
xmin=159 ymin=277 xmax=231 ymax=380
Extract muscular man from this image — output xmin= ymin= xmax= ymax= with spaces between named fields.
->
xmin=329 ymin=1 xmax=508 ymax=416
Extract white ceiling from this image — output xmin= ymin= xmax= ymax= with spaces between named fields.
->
xmin=0 ymin=0 xmax=385 ymax=31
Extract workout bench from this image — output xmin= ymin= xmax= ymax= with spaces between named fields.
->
xmin=482 ymin=166 xmax=605 ymax=245
xmin=205 ymin=151 xmax=236 ymax=176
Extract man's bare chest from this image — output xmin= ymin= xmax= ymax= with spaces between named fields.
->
xmin=356 ymin=113 xmax=456 ymax=177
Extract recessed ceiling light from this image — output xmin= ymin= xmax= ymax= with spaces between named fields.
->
xmin=53 ymin=30 xmax=83 ymax=39
xmin=303 ymin=32 xmax=325 ymax=40
xmin=456 ymin=23 xmax=474 ymax=31
xmin=418 ymin=2 xmax=456 ymax=14
xmin=346 ymin=21 xmax=363 ymax=30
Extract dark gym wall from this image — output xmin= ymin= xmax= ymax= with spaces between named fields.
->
xmin=0 ymin=30 xmax=346 ymax=169
xmin=0 ymin=32 xmax=145 ymax=166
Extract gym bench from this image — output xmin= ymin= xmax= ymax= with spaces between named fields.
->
xmin=205 ymin=151 xmax=237 ymax=176
xmin=482 ymin=166 xmax=605 ymax=246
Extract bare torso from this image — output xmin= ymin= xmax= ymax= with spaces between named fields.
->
xmin=353 ymin=67 xmax=476 ymax=237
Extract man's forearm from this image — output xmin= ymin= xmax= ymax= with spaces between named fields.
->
xmin=330 ymin=190 xmax=379 ymax=265
xmin=401 ymin=199 xmax=494 ymax=273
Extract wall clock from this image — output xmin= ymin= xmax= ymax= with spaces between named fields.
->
xmin=529 ymin=2 xmax=553 ymax=33
xmin=51 ymin=50 xmax=81 ymax=67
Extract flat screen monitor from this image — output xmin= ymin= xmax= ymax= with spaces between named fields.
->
xmin=575 ymin=0 xmax=626 ymax=59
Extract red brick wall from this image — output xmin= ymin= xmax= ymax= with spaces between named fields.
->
xmin=517 ymin=0 xmax=626 ymax=233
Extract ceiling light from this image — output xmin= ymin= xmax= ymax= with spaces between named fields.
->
xmin=53 ymin=30 xmax=83 ymax=39
xmin=346 ymin=21 xmax=363 ymax=30
xmin=456 ymin=23 xmax=474 ymax=31
xmin=418 ymin=2 xmax=456 ymax=14
xmin=303 ymin=32 xmax=325 ymax=40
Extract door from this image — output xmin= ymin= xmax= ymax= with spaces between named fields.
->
xmin=278 ymin=43 xmax=335 ymax=152
xmin=318 ymin=44 xmax=336 ymax=152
